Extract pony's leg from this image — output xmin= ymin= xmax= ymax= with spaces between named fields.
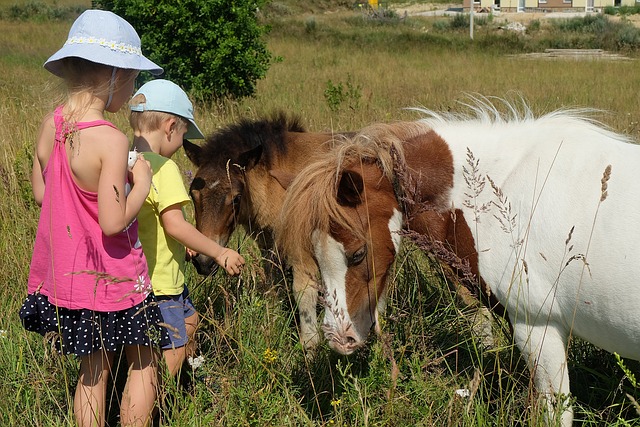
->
xmin=470 ymin=305 xmax=495 ymax=349
xmin=453 ymin=283 xmax=495 ymax=348
xmin=292 ymin=262 xmax=320 ymax=351
xmin=513 ymin=320 xmax=572 ymax=427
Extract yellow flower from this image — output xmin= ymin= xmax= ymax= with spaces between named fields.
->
xmin=330 ymin=398 xmax=341 ymax=407
xmin=263 ymin=348 xmax=278 ymax=364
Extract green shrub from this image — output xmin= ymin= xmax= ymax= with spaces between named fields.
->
xmin=94 ymin=0 xmax=273 ymax=101
xmin=324 ymin=74 xmax=362 ymax=113
xmin=552 ymin=14 xmax=610 ymax=33
xmin=432 ymin=19 xmax=450 ymax=32
xmin=527 ymin=19 xmax=541 ymax=33
xmin=616 ymin=24 xmax=640 ymax=50
xmin=618 ymin=4 xmax=640 ymax=15
xmin=450 ymin=12 xmax=469 ymax=29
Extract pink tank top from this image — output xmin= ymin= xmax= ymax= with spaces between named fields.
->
xmin=27 ymin=106 xmax=151 ymax=311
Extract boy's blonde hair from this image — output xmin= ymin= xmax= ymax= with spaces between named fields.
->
xmin=129 ymin=93 xmax=189 ymax=134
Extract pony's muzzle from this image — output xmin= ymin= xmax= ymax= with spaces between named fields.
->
xmin=322 ymin=324 xmax=363 ymax=355
xmin=191 ymin=254 xmax=219 ymax=277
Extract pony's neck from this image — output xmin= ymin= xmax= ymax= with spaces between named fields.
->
xmin=398 ymin=129 xmax=455 ymax=215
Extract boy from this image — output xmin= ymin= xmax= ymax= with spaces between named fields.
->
xmin=129 ymin=79 xmax=245 ymax=376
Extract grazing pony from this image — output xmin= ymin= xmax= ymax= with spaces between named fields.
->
xmin=275 ymin=100 xmax=640 ymax=425
xmin=183 ymin=114 xmax=349 ymax=350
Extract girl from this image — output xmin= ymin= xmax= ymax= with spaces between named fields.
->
xmin=19 ymin=10 xmax=169 ymax=427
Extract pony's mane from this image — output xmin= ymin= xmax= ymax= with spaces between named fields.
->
xmin=198 ymin=112 xmax=305 ymax=166
xmin=277 ymin=120 xmax=432 ymax=264
xmin=411 ymin=95 xmax=632 ymax=144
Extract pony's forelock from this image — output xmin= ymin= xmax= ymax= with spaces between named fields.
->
xmin=276 ymin=121 xmax=432 ymax=264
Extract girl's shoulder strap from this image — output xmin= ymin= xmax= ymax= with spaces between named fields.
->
xmin=53 ymin=106 xmax=118 ymax=143
xmin=76 ymin=118 xmax=118 ymax=131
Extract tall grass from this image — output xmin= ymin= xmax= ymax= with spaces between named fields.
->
xmin=2 ymin=4 xmax=640 ymax=426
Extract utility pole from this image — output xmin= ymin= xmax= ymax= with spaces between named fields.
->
xmin=470 ymin=0 xmax=474 ymax=39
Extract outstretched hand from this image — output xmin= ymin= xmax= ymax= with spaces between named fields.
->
xmin=216 ymin=248 xmax=245 ymax=276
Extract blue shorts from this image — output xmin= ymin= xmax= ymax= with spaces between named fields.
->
xmin=157 ymin=286 xmax=197 ymax=350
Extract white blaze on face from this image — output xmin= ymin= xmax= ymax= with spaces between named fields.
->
xmin=312 ymin=208 xmax=404 ymax=341
xmin=312 ymin=230 xmax=352 ymax=335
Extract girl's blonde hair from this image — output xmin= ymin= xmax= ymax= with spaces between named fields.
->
xmin=129 ymin=94 xmax=189 ymax=134
xmin=55 ymin=57 xmax=139 ymax=123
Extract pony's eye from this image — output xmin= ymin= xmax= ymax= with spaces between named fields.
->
xmin=232 ymin=194 xmax=241 ymax=206
xmin=347 ymin=246 xmax=367 ymax=266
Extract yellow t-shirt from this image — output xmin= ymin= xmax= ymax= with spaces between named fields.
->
xmin=136 ymin=152 xmax=190 ymax=296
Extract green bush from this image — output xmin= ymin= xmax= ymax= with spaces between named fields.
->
xmin=551 ymin=14 xmax=610 ymax=33
xmin=94 ymin=0 xmax=273 ymax=101
xmin=618 ymin=4 xmax=640 ymax=15
xmin=323 ymin=74 xmax=362 ymax=113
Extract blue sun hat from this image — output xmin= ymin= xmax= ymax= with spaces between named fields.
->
xmin=44 ymin=9 xmax=163 ymax=77
xmin=130 ymin=79 xmax=205 ymax=139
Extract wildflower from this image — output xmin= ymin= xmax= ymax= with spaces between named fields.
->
xmin=0 ymin=330 xmax=6 ymax=338
xmin=455 ymin=388 xmax=471 ymax=398
xmin=263 ymin=347 xmax=278 ymax=364
xmin=188 ymin=355 xmax=205 ymax=370
xmin=330 ymin=398 xmax=341 ymax=407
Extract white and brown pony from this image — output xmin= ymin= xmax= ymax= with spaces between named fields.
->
xmin=183 ymin=114 xmax=354 ymax=351
xmin=275 ymin=100 xmax=640 ymax=425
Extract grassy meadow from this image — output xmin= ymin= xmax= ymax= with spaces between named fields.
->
xmin=3 ymin=1 xmax=640 ymax=426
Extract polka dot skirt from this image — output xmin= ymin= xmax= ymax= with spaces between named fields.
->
xmin=19 ymin=293 xmax=170 ymax=357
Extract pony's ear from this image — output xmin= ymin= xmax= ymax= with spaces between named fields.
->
xmin=183 ymin=139 xmax=202 ymax=166
xmin=269 ymin=169 xmax=297 ymax=190
xmin=237 ymin=145 xmax=263 ymax=171
xmin=337 ymin=170 xmax=364 ymax=207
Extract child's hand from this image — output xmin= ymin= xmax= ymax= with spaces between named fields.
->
xmin=216 ymin=248 xmax=245 ymax=276
xmin=129 ymin=153 xmax=152 ymax=190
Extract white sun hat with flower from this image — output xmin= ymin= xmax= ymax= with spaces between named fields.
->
xmin=44 ymin=9 xmax=163 ymax=77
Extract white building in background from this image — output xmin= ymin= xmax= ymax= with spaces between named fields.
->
xmin=464 ymin=0 xmax=638 ymax=12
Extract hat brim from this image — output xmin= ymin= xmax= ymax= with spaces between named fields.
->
xmin=44 ymin=43 xmax=163 ymax=77
xmin=185 ymin=119 xmax=205 ymax=139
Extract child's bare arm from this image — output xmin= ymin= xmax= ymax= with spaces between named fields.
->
xmin=31 ymin=113 xmax=56 ymax=207
xmin=97 ymin=134 xmax=152 ymax=236
xmin=161 ymin=204 xmax=245 ymax=276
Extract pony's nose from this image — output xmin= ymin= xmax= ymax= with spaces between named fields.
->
xmin=323 ymin=325 xmax=362 ymax=355
xmin=191 ymin=254 xmax=219 ymax=276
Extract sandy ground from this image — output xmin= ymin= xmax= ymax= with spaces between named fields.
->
xmin=391 ymin=2 xmax=640 ymax=27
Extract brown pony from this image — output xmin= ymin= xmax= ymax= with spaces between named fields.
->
xmin=183 ymin=113 xmax=351 ymax=350
xmin=275 ymin=120 xmax=495 ymax=353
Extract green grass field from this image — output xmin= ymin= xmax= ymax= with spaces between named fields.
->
xmin=2 ymin=1 xmax=640 ymax=426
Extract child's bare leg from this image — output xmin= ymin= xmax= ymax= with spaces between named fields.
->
xmin=74 ymin=350 xmax=114 ymax=427
xmin=163 ymin=311 xmax=199 ymax=376
xmin=121 ymin=345 xmax=159 ymax=426
xmin=185 ymin=310 xmax=199 ymax=359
